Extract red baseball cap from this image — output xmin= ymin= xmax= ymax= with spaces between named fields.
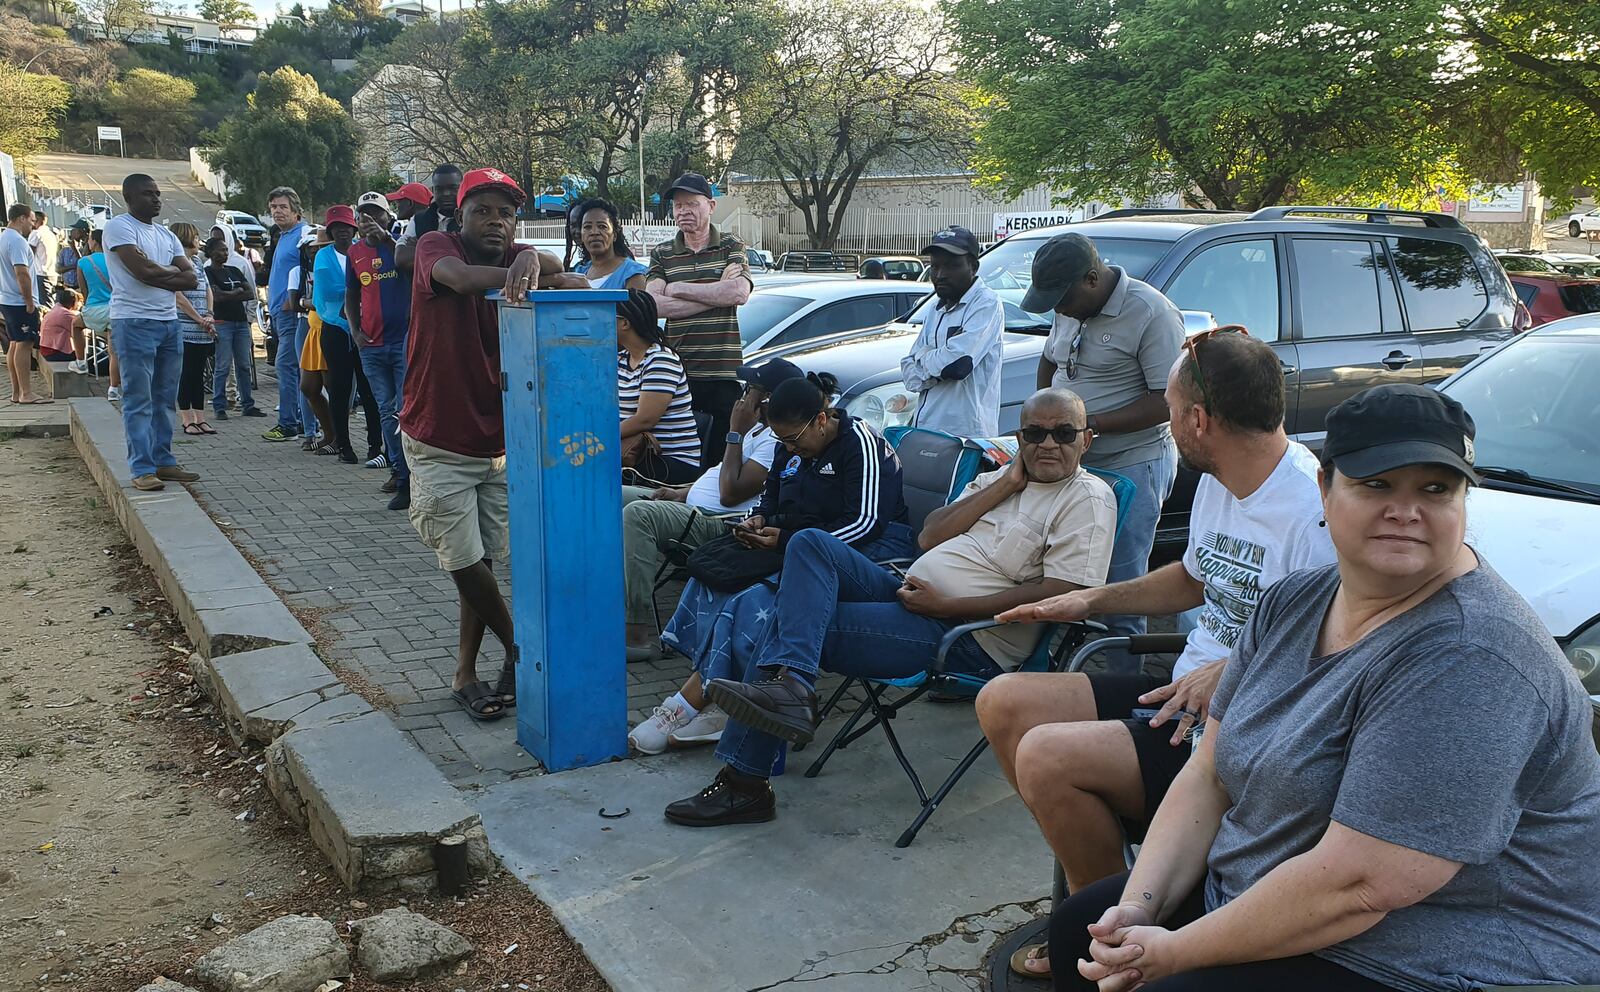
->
xmin=456 ymin=167 xmax=526 ymax=210
xmin=323 ymin=204 xmax=358 ymax=230
xmin=386 ymin=182 xmax=433 ymax=208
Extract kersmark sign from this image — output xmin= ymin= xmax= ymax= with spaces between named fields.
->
xmin=993 ymin=209 xmax=1085 ymax=241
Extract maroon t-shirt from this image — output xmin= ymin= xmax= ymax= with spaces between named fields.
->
xmin=398 ymin=232 xmax=530 ymax=458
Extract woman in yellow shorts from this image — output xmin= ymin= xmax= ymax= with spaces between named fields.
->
xmin=293 ymin=228 xmax=335 ymax=453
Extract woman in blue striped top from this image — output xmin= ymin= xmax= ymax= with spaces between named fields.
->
xmin=617 ymin=288 xmax=701 ymax=483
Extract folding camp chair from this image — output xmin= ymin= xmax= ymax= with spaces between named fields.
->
xmin=798 ymin=426 xmax=993 ymax=747
xmin=803 ymin=467 xmax=1138 ymax=847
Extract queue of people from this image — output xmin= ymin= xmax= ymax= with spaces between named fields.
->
xmin=6 ymin=160 xmax=1594 ymax=992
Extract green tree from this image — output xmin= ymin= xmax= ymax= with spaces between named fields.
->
xmin=1445 ymin=1 xmax=1600 ymax=206
xmin=951 ymin=0 xmax=1459 ymax=210
xmin=733 ymin=0 xmax=973 ymax=248
xmin=198 ymin=0 xmax=255 ymax=28
xmin=75 ymin=0 xmax=155 ymax=42
xmin=106 ymin=67 xmax=196 ymax=157
xmin=204 ymin=66 xmax=361 ymax=211
xmin=0 ymin=63 xmax=71 ymax=160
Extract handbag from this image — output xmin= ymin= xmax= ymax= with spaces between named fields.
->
xmin=620 ymin=431 xmax=660 ymax=469
xmin=685 ymin=532 xmax=784 ymax=593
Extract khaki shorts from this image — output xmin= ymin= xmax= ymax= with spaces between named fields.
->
xmin=402 ymin=433 xmax=510 ymax=571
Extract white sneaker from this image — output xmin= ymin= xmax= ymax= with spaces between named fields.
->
xmin=629 ymin=698 xmax=694 ymax=756
xmin=68 ymin=359 xmax=88 ymax=374
xmin=106 ymin=386 xmax=121 ymax=401
xmin=668 ymin=704 xmax=726 ymax=748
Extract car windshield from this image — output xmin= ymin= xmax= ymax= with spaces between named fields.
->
xmin=1499 ymin=255 xmax=1557 ymax=273
xmin=738 ymin=293 xmax=810 ymax=345
xmin=1443 ymin=334 xmax=1600 ymax=494
xmin=902 ymin=235 xmax=1173 ymax=332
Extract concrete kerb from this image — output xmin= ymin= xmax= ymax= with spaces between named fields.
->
xmin=68 ymin=397 xmax=489 ymax=894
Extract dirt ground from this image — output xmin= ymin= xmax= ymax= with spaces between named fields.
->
xmin=0 ymin=436 xmax=607 ymax=992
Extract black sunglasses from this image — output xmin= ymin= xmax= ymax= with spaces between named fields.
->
xmin=1017 ymin=425 xmax=1087 ymax=446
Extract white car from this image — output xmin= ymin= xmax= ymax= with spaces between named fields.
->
xmin=1568 ymin=208 xmax=1600 ymax=239
xmin=737 ymin=279 xmax=930 ymax=354
xmin=81 ymin=203 xmax=113 ymax=229
xmin=215 ymin=209 xmax=271 ymax=249
xmin=1438 ymin=314 xmax=1600 ymax=738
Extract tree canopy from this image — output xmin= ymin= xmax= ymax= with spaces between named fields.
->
xmin=204 ymin=67 xmax=361 ymax=212
xmin=106 ymin=67 xmax=195 ymax=158
xmin=0 ymin=62 xmax=72 ymax=160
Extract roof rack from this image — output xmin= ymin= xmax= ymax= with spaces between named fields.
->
xmin=1246 ymin=206 xmax=1466 ymax=229
xmin=1091 ymin=207 xmax=1242 ymax=220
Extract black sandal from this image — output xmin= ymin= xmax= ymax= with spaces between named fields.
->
xmin=495 ymin=653 xmax=517 ymax=708
xmin=451 ymin=681 xmax=506 ymax=722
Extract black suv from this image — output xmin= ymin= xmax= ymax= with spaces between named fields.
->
xmin=762 ymin=206 xmax=1527 ymax=551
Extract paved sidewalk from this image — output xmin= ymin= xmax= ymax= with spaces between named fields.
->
xmin=160 ymin=369 xmax=692 ymax=789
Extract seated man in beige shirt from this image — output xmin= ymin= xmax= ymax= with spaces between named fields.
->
xmin=666 ymin=386 xmax=1119 ymax=827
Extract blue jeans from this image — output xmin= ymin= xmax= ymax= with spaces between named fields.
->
xmin=111 ymin=318 xmax=182 ymax=478
xmin=211 ymin=320 xmax=254 ymax=414
xmin=270 ymin=308 xmax=303 ymax=432
xmin=359 ymin=337 xmax=408 ymax=481
xmin=713 ymin=528 xmax=997 ymax=778
xmin=1095 ymin=436 xmax=1179 ymax=670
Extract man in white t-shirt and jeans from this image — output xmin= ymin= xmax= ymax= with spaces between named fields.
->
xmin=102 ymin=174 xmax=202 ymax=492
xmin=623 ymin=357 xmax=805 ymax=751
xmin=979 ymin=329 xmax=1335 ymax=979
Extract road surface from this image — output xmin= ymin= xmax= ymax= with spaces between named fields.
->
xmin=23 ymin=152 xmax=224 ymax=228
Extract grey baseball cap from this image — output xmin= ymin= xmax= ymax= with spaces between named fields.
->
xmin=1020 ymin=233 xmax=1101 ymax=313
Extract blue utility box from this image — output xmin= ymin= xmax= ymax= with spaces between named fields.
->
xmin=498 ymin=290 xmax=629 ymax=771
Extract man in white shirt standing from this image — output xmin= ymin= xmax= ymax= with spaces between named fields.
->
xmin=28 ymin=210 xmax=58 ymax=303
xmin=102 ymin=174 xmax=202 ymax=492
xmin=1 ymin=204 xmax=45 ymax=404
xmin=978 ymin=330 xmax=1335 ymax=979
xmin=900 ymin=225 xmax=1005 ymax=438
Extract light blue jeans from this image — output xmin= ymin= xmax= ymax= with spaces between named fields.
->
xmin=358 ymin=337 xmax=408 ymax=481
xmin=270 ymin=308 xmax=302 ymax=432
xmin=111 ymin=318 xmax=182 ymax=479
xmin=211 ymin=320 xmax=254 ymax=414
xmin=1095 ymin=435 xmax=1179 ymax=671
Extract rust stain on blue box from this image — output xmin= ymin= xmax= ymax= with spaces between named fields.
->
xmin=498 ymin=290 xmax=629 ymax=772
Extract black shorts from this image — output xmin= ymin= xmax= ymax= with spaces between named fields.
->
xmin=1 ymin=304 xmax=41 ymax=346
xmin=1087 ymin=672 xmax=1193 ymax=836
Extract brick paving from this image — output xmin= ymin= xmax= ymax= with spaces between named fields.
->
xmin=167 ymin=361 xmax=710 ymax=790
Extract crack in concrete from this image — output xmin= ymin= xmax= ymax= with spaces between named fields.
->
xmin=748 ymin=898 xmax=1045 ymax=990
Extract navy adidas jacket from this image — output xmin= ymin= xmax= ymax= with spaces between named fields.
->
xmin=754 ymin=410 xmax=908 ymax=550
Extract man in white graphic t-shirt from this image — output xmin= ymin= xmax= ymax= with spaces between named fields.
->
xmin=977 ymin=330 xmax=1335 ymax=975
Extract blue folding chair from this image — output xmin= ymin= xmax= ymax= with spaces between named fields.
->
xmin=803 ymin=466 xmax=1138 ymax=848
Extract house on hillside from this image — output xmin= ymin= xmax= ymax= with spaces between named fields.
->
xmin=80 ymin=12 xmax=257 ymax=54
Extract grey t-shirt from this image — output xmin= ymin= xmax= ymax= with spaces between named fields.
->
xmin=1207 ymin=560 xmax=1600 ymax=992
xmin=103 ymin=214 xmax=185 ymax=321
xmin=1043 ymin=267 xmax=1184 ymax=470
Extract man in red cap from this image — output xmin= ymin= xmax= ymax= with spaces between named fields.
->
xmin=399 ymin=166 xmax=581 ymax=723
xmin=396 ymin=163 xmax=462 ymax=271
xmin=385 ymin=182 xmax=431 ymax=241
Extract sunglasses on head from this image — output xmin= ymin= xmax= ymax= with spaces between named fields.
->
xmin=1017 ymin=424 xmax=1087 ymax=445
xmin=1182 ymin=324 xmax=1250 ymax=410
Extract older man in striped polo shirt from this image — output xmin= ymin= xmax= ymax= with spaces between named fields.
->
xmin=645 ymin=173 xmax=752 ymax=469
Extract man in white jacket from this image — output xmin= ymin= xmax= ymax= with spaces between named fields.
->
xmin=899 ymin=225 xmax=1004 ymax=438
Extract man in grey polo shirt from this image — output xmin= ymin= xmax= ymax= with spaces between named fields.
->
xmin=1024 ymin=233 xmax=1182 ymax=662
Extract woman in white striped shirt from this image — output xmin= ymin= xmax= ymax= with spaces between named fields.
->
xmin=617 ymin=288 xmax=702 ymax=483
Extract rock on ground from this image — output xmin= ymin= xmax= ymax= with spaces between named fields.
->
xmin=192 ymin=914 xmax=350 ymax=992
xmin=137 ymin=982 xmax=202 ymax=992
xmin=352 ymin=907 xmax=473 ymax=982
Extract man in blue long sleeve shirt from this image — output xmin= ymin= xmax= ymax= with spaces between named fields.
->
xmin=900 ymin=226 xmax=1005 ymax=438
xmin=262 ymin=186 xmax=312 ymax=442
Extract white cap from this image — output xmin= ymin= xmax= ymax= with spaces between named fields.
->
xmin=356 ymin=191 xmax=389 ymax=213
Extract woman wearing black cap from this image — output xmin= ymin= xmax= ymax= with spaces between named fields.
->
xmin=616 ymin=288 xmax=701 ymax=484
xmin=1047 ymin=383 xmax=1600 ymax=992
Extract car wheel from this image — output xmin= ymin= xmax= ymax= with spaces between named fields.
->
xmin=1573 ymin=221 xmax=1584 ymax=238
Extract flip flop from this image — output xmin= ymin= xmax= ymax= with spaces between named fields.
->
xmin=198 ymin=422 xmax=219 ymax=435
xmin=18 ymin=398 xmax=53 ymax=404
xmin=495 ymin=653 xmax=517 ymax=707
xmin=183 ymin=423 xmax=204 ymax=435
xmin=451 ymin=680 xmax=506 ymax=722
xmin=1009 ymin=942 xmax=1051 ymax=980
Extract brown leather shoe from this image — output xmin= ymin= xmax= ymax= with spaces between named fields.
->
xmin=132 ymin=474 xmax=165 ymax=492
xmin=664 ymin=767 xmax=776 ymax=827
xmin=155 ymin=465 xmax=200 ymax=483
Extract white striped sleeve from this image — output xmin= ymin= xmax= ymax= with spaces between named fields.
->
xmin=829 ymin=420 xmax=881 ymax=545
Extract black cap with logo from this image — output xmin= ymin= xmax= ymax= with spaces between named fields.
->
xmin=1020 ymin=232 xmax=1100 ymax=313
xmin=665 ymin=173 xmax=716 ymax=201
xmin=1323 ymin=384 xmax=1479 ymax=483
xmin=920 ymin=225 xmax=981 ymax=258
xmin=737 ymin=357 xmax=805 ymax=392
